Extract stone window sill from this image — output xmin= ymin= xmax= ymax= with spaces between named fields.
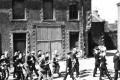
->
xmin=68 ymin=19 xmax=80 ymax=22
xmin=43 ymin=19 xmax=56 ymax=22
xmin=11 ymin=19 xmax=28 ymax=22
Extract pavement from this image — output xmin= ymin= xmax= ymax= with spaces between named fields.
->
xmin=53 ymin=50 xmax=118 ymax=80
xmin=8 ymin=50 xmax=118 ymax=80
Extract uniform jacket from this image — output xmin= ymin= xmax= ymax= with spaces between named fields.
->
xmin=66 ymin=57 xmax=72 ymax=74
xmin=40 ymin=59 xmax=48 ymax=74
xmin=94 ymin=53 xmax=100 ymax=66
xmin=113 ymin=54 xmax=120 ymax=70
xmin=13 ymin=55 xmax=18 ymax=66
xmin=73 ymin=53 xmax=79 ymax=65
xmin=100 ymin=56 xmax=107 ymax=68
xmin=16 ymin=58 xmax=24 ymax=71
xmin=27 ymin=55 xmax=36 ymax=66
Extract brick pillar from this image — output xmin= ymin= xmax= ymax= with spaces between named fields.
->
xmin=84 ymin=11 xmax=91 ymax=57
xmin=117 ymin=3 xmax=120 ymax=51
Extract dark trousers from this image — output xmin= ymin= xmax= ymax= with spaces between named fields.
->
xmin=53 ymin=62 xmax=60 ymax=74
xmin=99 ymin=68 xmax=111 ymax=80
xmin=6 ymin=68 xmax=9 ymax=79
xmin=114 ymin=69 xmax=119 ymax=80
xmin=13 ymin=66 xmax=17 ymax=77
xmin=63 ymin=70 xmax=75 ymax=80
xmin=33 ymin=66 xmax=39 ymax=77
xmin=93 ymin=64 xmax=100 ymax=76
xmin=73 ymin=64 xmax=79 ymax=77
xmin=16 ymin=71 xmax=24 ymax=80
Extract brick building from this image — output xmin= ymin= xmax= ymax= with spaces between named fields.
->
xmin=0 ymin=0 xmax=91 ymax=60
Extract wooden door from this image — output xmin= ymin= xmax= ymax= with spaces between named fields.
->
xmin=36 ymin=26 xmax=62 ymax=59
xmin=37 ymin=42 xmax=50 ymax=54
xmin=51 ymin=41 xmax=62 ymax=58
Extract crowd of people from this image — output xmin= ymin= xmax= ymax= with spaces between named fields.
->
xmin=93 ymin=45 xmax=120 ymax=80
xmin=2 ymin=45 xmax=120 ymax=80
xmin=0 ymin=48 xmax=80 ymax=80
xmin=93 ymin=45 xmax=112 ymax=80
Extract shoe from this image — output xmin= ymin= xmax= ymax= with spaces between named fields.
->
xmin=93 ymin=75 xmax=96 ymax=77
xmin=58 ymin=73 xmax=61 ymax=77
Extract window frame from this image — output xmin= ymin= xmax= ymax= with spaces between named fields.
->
xmin=68 ymin=2 xmax=80 ymax=21
xmin=11 ymin=0 xmax=27 ymax=21
xmin=43 ymin=0 xmax=55 ymax=21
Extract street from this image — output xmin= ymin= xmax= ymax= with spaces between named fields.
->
xmin=7 ymin=50 xmax=118 ymax=80
xmin=53 ymin=50 xmax=118 ymax=80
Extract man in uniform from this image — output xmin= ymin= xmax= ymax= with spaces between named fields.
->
xmin=93 ymin=48 xmax=100 ymax=77
xmin=53 ymin=53 xmax=61 ymax=76
xmin=63 ymin=52 xmax=76 ymax=80
xmin=26 ymin=51 xmax=39 ymax=80
xmin=113 ymin=50 xmax=120 ymax=80
xmin=38 ymin=53 xmax=48 ymax=80
xmin=13 ymin=52 xmax=19 ymax=78
xmin=0 ymin=54 xmax=6 ymax=79
xmin=4 ymin=51 xmax=10 ymax=79
xmin=26 ymin=52 xmax=33 ymax=80
xmin=45 ymin=52 xmax=52 ymax=78
xmin=99 ymin=51 xmax=112 ymax=80
xmin=38 ymin=50 xmax=42 ymax=59
xmin=72 ymin=48 xmax=80 ymax=78
xmin=31 ymin=51 xmax=39 ymax=77
xmin=15 ymin=52 xmax=26 ymax=80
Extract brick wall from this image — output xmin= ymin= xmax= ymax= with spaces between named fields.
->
xmin=0 ymin=0 xmax=91 ymax=58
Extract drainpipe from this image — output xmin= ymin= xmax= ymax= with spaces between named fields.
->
xmin=117 ymin=3 xmax=120 ymax=51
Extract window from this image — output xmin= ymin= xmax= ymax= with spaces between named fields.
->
xmin=43 ymin=0 xmax=53 ymax=20
xmin=12 ymin=0 xmax=25 ymax=19
xmin=69 ymin=3 xmax=78 ymax=20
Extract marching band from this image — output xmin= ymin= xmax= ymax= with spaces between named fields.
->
xmin=0 ymin=45 xmax=119 ymax=80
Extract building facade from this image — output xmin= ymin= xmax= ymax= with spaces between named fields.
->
xmin=0 ymin=0 xmax=91 ymax=60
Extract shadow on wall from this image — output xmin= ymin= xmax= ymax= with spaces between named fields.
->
xmin=104 ymin=33 xmax=117 ymax=50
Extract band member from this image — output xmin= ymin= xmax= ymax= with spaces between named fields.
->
xmin=113 ymin=50 xmax=120 ymax=80
xmin=31 ymin=51 xmax=39 ymax=76
xmin=38 ymin=53 xmax=47 ymax=80
xmin=72 ymin=48 xmax=80 ymax=78
xmin=38 ymin=50 xmax=42 ymax=59
xmin=93 ymin=48 xmax=100 ymax=77
xmin=63 ymin=52 xmax=76 ymax=80
xmin=16 ymin=52 xmax=26 ymax=80
xmin=3 ymin=51 xmax=10 ymax=79
xmin=13 ymin=52 xmax=19 ymax=78
xmin=45 ymin=52 xmax=52 ymax=78
xmin=0 ymin=54 xmax=6 ymax=80
xmin=26 ymin=51 xmax=39 ymax=80
xmin=99 ymin=51 xmax=112 ymax=80
xmin=53 ymin=53 xmax=61 ymax=76
xmin=26 ymin=52 xmax=33 ymax=80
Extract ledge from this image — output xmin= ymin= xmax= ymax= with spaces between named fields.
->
xmin=11 ymin=19 xmax=28 ymax=22
xmin=43 ymin=19 xmax=56 ymax=22
xmin=33 ymin=21 xmax=65 ymax=27
xmin=68 ymin=19 xmax=80 ymax=22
